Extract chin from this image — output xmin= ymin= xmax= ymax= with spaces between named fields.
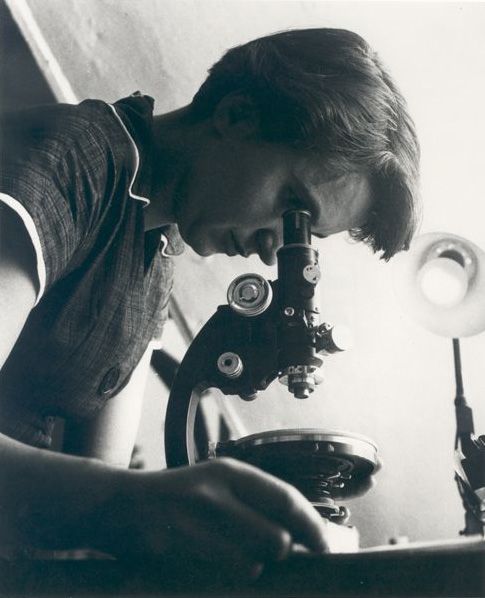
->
xmin=195 ymin=247 xmax=215 ymax=258
xmin=184 ymin=226 xmax=223 ymax=258
xmin=186 ymin=235 xmax=216 ymax=258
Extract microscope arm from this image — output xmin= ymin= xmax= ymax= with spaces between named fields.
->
xmin=164 ymin=302 xmax=279 ymax=468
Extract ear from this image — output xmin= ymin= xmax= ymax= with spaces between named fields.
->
xmin=212 ymin=93 xmax=261 ymax=140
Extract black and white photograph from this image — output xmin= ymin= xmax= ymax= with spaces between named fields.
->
xmin=0 ymin=1 xmax=484 ymax=596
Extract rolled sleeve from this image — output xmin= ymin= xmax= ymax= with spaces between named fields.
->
xmin=0 ymin=103 xmax=130 ymax=301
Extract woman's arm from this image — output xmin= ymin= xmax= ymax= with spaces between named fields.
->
xmin=0 ymin=204 xmax=38 ymax=369
xmin=0 ymin=205 xmax=332 ymax=579
xmin=0 ymin=205 xmax=122 ymax=552
xmin=0 ymin=429 xmax=331 ymax=576
xmin=62 ymin=345 xmax=152 ymax=468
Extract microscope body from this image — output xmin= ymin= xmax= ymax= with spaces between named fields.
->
xmin=164 ymin=210 xmax=377 ymax=522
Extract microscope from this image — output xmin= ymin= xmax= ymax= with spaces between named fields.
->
xmin=164 ymin=210 xmax=378 ymax=523
xmin=5 ymin=215 xmax=484 ymax=598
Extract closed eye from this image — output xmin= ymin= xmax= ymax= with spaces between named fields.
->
xmin=285 ymin=194 xmax=325 ymax=238
xmin=286 ymin=194 xmax=306 ymax=211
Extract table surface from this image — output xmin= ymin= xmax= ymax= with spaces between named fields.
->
xmin=1 ymin=537 xmax=484 ymax=598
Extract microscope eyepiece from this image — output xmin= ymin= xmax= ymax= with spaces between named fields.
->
xmin=282 ymin=209 xmax=312 ymax=245
xmin=277 ymin=210 xmax=323 ymax=398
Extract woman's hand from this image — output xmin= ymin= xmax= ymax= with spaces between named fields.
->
xmin=107 ymin=458 xmax=332 ymax=581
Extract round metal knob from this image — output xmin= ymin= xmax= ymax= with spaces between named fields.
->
xmin=217 ymin=352 xmax=243 ymax=379
xmin=227 ymin=273 xmax=273 ymax=317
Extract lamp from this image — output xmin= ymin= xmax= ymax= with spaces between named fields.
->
xmin=393 ymin=232 xmax=485 ymax=536
xmin=393 ymin=232 xmax=485 ymax=338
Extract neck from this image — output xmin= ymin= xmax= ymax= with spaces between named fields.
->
xmin=143 ymin=105 xmax=206 ymax=231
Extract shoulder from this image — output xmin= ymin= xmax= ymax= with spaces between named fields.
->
xmin=2 ymin=100 xmax=134 ymax=176
xmin=0 ymin=99 xmax=143 ymax=299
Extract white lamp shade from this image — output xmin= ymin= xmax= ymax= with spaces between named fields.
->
xmin=393 ymin=232 xmax=485 ymax=337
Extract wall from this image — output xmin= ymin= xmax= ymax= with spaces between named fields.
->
xmin=6 ymin=0 xmax=485 ymax=548
xmin=0 ymin=0 xmax=55 ymax=110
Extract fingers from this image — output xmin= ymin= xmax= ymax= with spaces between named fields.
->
xmin=166 ymin=476 xmax=292 ymax=562
xmin=145 ymin=478 xmax=290 ymax=583
xmin=210 ymin=458 xmax=330 ymax=555
xmin=168 ymin=501 xmax=287 ymax=580
xmin=177 ymin=532 xmax=266 ymax=585
xmin=201 ymin=487 xmax=294 ymax=562
xmin=133 ymin=458 xmax=332 ymax=583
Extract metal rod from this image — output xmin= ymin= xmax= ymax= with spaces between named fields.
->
xmin=453 ymin=338 xmax=465 ymax=403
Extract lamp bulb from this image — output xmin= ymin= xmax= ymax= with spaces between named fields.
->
xmin=418 ymin=257 xmax=469 ymax=307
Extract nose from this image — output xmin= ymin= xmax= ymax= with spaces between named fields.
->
xmin=256 ymin=228 xmax=282 ymax=266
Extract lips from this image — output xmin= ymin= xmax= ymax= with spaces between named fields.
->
xmin=231 ymin=231 xmax=249 ymax=257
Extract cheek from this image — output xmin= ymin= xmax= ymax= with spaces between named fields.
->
xmin=190 ymin=147 xmax=281 ymax=227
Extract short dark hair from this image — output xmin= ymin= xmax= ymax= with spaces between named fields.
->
xmin=191 ymin=28 xmax=420 ymax=260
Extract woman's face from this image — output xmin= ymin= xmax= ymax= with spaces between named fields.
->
xmin=174 ymin=137 xmax=373 ymax=265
